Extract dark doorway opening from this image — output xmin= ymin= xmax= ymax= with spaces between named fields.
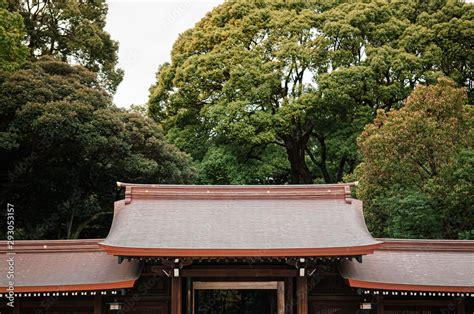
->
xmin=192 ymin=281 xmax=284 ymax=314
xmin=194 ymin=289 xmax=277 ymax=314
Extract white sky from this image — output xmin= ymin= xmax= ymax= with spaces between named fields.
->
xmin=105 ymin=0 xmax=223 ymax=108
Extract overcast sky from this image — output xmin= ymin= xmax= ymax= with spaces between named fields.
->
xmin=105 ymin=0 xmax=223 ymax=108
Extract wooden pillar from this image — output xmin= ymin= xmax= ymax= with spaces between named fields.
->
xmin=457 ymin=300 xmax=465 ymax=314
xmin=186 ymin=278 xmax=193 ymax=314
xmin=285 ymin=278 xmax=294 ymax=314
xmin=94 ymin=295 xmax=103 ymax=314
xmin=13 ymin=300 xmax=20 ymax=314
xmin=296 ymin=277 xmax=307 ymax=314
xmin=277 ymin=281 xmax=285 ymax=314
xmin=377 ymin=303 xmax=384 ymax=314
xmin=172 ymin=277 xmax=182 ymax=314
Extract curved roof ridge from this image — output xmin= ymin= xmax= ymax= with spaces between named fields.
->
xmin=116 ymin=182 xmax=358 ymax=188
xmin=116 ymin=182 xmax=357 ymax=204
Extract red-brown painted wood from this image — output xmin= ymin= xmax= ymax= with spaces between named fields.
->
xmin=296 ymin=277 xmax=308 ymax=314
xmin=171 ymin=277 xmax=182 ymax=314
xmin=94 ymin=295 xmax=102 ymax=314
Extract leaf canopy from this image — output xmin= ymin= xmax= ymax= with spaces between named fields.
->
xmin=148 ymin=0 xmax=473 ymax=184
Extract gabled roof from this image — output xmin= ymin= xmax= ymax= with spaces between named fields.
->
xmin=100 ymin=183 xmax=381 ymax=257
xmin=340 ymin=239 xmax=474 ymax=293
xmin=0 ymin=239 xmax=140 ymax=293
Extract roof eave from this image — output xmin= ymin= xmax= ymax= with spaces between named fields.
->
xmin=98 ymin=242 xmax=383 ymax=258
xmin=0 ymin=279 xmax=137 ymax=293
xmin=346 ymin=278 xmax=474 ymax=293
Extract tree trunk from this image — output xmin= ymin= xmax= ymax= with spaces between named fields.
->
xmin=284 ymin=138 xmax=313 ymax=184
xmin=310 ymin=133 xmax=333 ymax=183
xmin=335 ymin=155 xmax=347 ymax=183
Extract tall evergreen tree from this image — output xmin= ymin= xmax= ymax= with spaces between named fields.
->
xmin=0 ymin=0 xmax=27 ymax=71
xmin=0 ymin=58 xmax=194 ymax=239
xmin=7 ymin=0 xmax=123 ymax=92
xmin=148 ymin=0 xmax=473 ymax=184
xmin=354 ymin=78 xmax=473 ymax=239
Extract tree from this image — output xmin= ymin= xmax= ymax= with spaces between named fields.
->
xmin=0 ymin=0 xmax=27 ymax=71
xmin=197 ymin=145 xmax=290 ymax=184
xmin=148 ymin=0 xmax=473 ymax=184
xmin=0 ymin=58 xmax=194 ymax=239
xmin=354 ymin=78 xmax=473 ymax=239
xmin=7 ymin=0 xmax=123 ymax=93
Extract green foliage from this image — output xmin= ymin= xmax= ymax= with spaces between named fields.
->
xmin=197 ymin=145 xmax=290 ymax=184
xmin=0 ymin=0 xmax=27 ymax=71
xmin=0 ymin=58 xmax=194 ymax=239
xmin=427 ymin=148 xmax=474 ymax=239
xmin=354 ymin=78 xmax=473 ymax=239
xmin=148 ymin=0 xmax=473 ymax=184
xmin=370 ymin=190 xmax=444 ymax=239
xmin=7 ymin=0 xmax=123 ymax=93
